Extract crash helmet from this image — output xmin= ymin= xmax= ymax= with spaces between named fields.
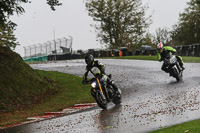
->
xmin=157 ymin=42 xmax=163 ymax=50
xmin=85 ymin=54 xmax=94 ymax=66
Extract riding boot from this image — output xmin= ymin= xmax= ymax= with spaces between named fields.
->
xmin=180 ymin=63 xmax=185 ymax=71
xmin=107 ymin=78 xmax=120 ymax=95
xmin=177 ymin=56 xmax=185 ymax=71
xmin=178 ymin=62 xmax=185 ymax=71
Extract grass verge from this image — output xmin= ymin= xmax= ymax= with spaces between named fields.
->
xmin=150 ymin=119 xmax=200 ymax=133
xmin=0 ymin=70 xmax=95 ymax=127
xmin=100 ymin=55 xmax=157 ymax=61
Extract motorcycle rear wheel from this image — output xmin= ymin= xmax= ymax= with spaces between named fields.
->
xmin=172 ymin=68 xmax=180 ymax=81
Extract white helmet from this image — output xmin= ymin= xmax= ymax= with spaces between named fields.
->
xmin=157 ymin=43 xmax=163 ymax=49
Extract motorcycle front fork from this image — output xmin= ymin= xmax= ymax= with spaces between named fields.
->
xmin=91 ymin=88 xmax=96 ymax=97
xmin=176 ymin=63 xmax=181 ymax=72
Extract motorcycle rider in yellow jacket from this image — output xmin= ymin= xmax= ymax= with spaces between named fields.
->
xmin=82 ymin=54 xmax=120 ymax=96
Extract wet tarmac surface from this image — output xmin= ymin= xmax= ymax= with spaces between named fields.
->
xmin=2 ymin=59 xmax=200 ymax=133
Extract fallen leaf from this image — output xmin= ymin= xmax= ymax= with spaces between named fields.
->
xmin=104 ymin=126 xmax=113 ymax=130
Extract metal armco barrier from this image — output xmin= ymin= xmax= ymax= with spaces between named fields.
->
xmin=23 ymin=37 xmax=73 ymax=60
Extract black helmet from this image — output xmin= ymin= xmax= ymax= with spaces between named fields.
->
xmin=85 ymin=54 xmax=94 ymax=66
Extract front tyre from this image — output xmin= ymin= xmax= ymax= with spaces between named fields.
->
xmin=172 ymin=67 xmax=180 ymax=81
xmin=95 ymin=90 xmax=107 ymax=109
xmin=112 ymin=93 xmax=122 ymax=105
xmin=175 ymin=74 xmax=180 ymax=81
xmin=178 ymin=71 xmax=183 ymax=81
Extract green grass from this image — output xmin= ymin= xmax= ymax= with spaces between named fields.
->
xmin=35 ymin=70 xmax=95 ymax=110
xmin=100 ymin=55 xmax=200 ymax=63
xmin=100 ymin=55 xmax=157 ymax=61
xmin=0 ymin=47 xmax=94 ymax=127
xmin=150 ymin=119 xmax=200 ymax=133
xmin=0 ymin=70 xmax=95 ymax=127
xmin=0 ymin=46 xmax=58 ymax=112
xmin=182 ymin=56 xmax=200 ymax=63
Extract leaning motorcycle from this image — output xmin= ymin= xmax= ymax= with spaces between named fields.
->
xmin=84 ymin=67 xmax=122 ymax=109
xmin=164 ymin=54 xmax=183 ymax=81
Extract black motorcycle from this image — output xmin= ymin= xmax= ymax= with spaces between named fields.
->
xmin=164 ymin=54 xmax=183 ymax=81
xmin=83 ymin=66 xmax=121 ymax=109
xmin=84 ymin=72 xmax=121 ymax=109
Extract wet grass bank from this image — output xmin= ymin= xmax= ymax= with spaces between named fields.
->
xmin=0 ymin=70 xmax=94 ymax=127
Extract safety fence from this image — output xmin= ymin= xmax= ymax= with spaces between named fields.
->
xmin=175 ymin=43 xmax=200 ymax=57
xmin=23 ymin=37 xmax=73 ymax=59
xmin=135 ymin=43 xmax=200 ymax=57
xmin=24 ymin=47 xmax=133 ymax=62
xmin=46 ymin=49 xmax=124 ymax=61
xmin=24 ymin=43 xmax=200 ymax=62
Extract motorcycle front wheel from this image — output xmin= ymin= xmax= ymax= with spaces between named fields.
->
xmin=112 ymin=95 xmax=122 ymax=105
xmin=174 ymin=68 xmax=181 ymax=81
xmin=95 ymin=90 xmax=107 ymax=109
xmin=178 ymin=71 xmax=183 ymax=81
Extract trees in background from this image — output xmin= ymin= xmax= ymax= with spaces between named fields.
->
xmin=152 ymin=27 xmax=171 ymax=45
xmin=1 ymin=0 xmax=199 ymax=50
xmin=0 ymin=0 xmax=28 ymax=27
xmin=0 ymin=22 xmax=19 ymax=49
xmin=149 ymin=0 xmax=200 ymax=47
xmin=0 ymin=0 xmax=61 ymax=49
xmin=85 ymin=0 xmax=151 ymax=51
xmin=171 ymin=0 xmax=200 ymax=46
xmin=0 ymin=0 xmax=61 ymax=27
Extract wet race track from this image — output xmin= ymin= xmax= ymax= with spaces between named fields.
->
xmin=3 ymin=59 xmax=200 ymax=133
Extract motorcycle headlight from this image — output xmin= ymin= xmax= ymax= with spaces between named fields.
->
xmin=91 ymin=81 xmax=97 ymax=88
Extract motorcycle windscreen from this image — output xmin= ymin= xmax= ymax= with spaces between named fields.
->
xmin=170 ymin=55 xmax=177 ymax=64
xmin=91 ymin=67 xmax=101 ymax=76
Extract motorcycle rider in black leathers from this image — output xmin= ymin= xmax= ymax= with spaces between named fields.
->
xmin=157 ymin=42 xmax=185 ymax=73
xmin=82 ymin=54 xmax=120 ymax=96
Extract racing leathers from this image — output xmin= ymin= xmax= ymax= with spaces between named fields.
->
xmin=157 ymin=46 xmax=184 ymax=73
xmin=83 ymin=60 xmax=106 ymax=81
xmin=82 ymin=60 xmax=119 ymax=95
